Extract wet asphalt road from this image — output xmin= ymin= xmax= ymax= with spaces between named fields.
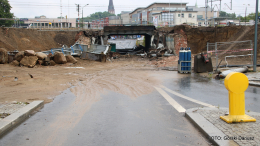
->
xmin=1 ymin=71 xmax=259 ymax=146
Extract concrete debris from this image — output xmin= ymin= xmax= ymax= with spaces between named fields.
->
xmin=53 ymin=52 xmax=67 ymax=64
xmin=36 ymin=52 xmax=47 ymax=60
xmin=66 ymin=55 xmax=77 ymax=64
xmin=24 ymin=50 xmax=36 ymax=56
xmin=37 ymin=60 xmax=44 ymax=65
xmin=81 ymin=52 xmax=102 ymax=61
xmin=217 ymin=67 xmax=248 ymax=79
xmin=157 ymin=43 xmax=164 ymax=49
xmin=20 ymin=56 xmax=38 ymax=68
xmin=14 ymin=51 xmax=25 ymax=62
xmin=50 ymin=60 xmax=56 ymax=66
xmin=10 ymin=60 xmax=20 ymax=66
xmin=149 ymin=56 xmax=179 ymax=68
xmin=0 ymin=48 xmax=8 ymax=64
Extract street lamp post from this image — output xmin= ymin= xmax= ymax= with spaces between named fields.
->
xmin=82 ymin=4 xmax=89 ymax=29
xmin=244 ymin=4 xmax=250 ymax=26
xmin=253 ymin=0 xmax=258 ymax=72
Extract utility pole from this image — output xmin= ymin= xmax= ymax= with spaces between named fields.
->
xmin=169 ymin=0 xmax=170 ymax=26
xmin=60 ymin=0 xmax=62 ymax=29
xmin=82 ymin=4 xmax=89 ymax=29
xmin=245 ymin=6 xmax=247 ymax=26
xmin=205 ymin=0 xmax=208 ymax=27
xmin=75 ymin=4 xmax=80 ymax=28
xmin=253 ymin=0 xmax=258 ymax=72
xmin=244 ymin=4 xmax=250 ymax=26
xmin=181 ymin=0 xmax=182 ymax=23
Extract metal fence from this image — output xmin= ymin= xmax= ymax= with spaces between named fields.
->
xmin=207 ymin=40 xmax=253 ymax=68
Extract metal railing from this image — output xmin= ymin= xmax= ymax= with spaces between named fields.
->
xmin=207 ymin=40 xmax=253 ymax=68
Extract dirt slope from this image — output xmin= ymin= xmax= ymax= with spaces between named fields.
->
xmin=158 ymin=25 xmax=260 ymax=56
xmin=0 ymin=28 xmax=79 ymax=52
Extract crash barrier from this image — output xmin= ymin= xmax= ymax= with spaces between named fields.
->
xmin=207 ymin=40 xmax=253 ymax=68
xmin=178 ymin=47 xmax=191 ymax=74
xmin=220 ymin=72 xmax=256 ymax=123
xmin=42 ymin=42 xmax=109 ymax=58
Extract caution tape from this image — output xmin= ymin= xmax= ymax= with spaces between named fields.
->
xmin=208 ymin=48 xmax=253 ymax=53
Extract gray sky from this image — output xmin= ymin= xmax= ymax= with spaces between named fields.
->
xmin=9 ymin=0 xmax=259 ymax=18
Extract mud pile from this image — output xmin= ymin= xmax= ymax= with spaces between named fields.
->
xmin=0 ymin=28 xmax=79 ymax=52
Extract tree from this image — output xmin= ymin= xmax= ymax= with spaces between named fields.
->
xmin=81 ymin=11 xmax=116 ymax=22
xmin=239 ymin=12 xmax=260 ymax=22
xmin=0 ymin=0 xmax=14 ymax=27
xmin=219 ymin=11 xmax=236 ymax=19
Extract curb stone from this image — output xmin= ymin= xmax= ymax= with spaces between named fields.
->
xmin=0 ymin=100 xmax=44 ymax=137
xmin=185 ymin=108 xmax=238 ymax=146
xmin=249 ymin=82 xmax=260 ymax=87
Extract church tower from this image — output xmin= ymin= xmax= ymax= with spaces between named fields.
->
xmin=108 ymin=0 xmax=115 ymax=14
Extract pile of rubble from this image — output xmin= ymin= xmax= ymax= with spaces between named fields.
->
xmin=0 ymin=48 xmax=77 ymax=68
xmin=149 ymin=55 xmax=179 ymax=68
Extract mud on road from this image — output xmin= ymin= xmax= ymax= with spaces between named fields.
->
xmin=0 ymin=57 xmax=163 ymax=104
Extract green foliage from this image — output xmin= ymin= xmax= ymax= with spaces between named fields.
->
xmin=81 ymin=11 xmax=116 ymax=22
xmin=239 ymin=12 xmax=260 ymax=22
xmin=0 ymin=0 xmax=14 ymax=27
xmin=220 ymin=10 xmax=260 ymax=22
xmin=219 ymin=11 xmax=236 ymax=19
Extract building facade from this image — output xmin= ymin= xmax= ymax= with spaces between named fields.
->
xmin=23 ymin=16 xmax=76 ymax=28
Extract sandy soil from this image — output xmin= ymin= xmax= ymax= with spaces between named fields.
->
xmin=0 ymin=57 xmax=162 ymax=104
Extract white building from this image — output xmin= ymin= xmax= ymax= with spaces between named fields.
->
xmin=23 ymin=16 xmax=77 ymax=28
xmin=152 ymin=11 xmax=198 ymax=27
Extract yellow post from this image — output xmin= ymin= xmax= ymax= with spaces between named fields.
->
xmin=220 ymin=72 xmax=256 ymax=123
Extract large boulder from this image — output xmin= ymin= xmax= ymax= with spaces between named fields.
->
xmin=11 ymin=60 xmax=20 ymax=66
xmin=50 ymin=60 xmax=56 ymax=66
xmin=36 ymin=52 xmax=47 ymax=60
xmin=65 ymin=55 xmax=77 ymax=64
xmin=0 ymin=48 xmax=8 ymax=64
xmin=14 ymin=51 xmax=24 ymax=62
xmin=20 ymin=56 xmax=38 ymax=68
xmin=25 ymin=50 xmax=36 ymax=56
xmin=53 ymin=52 xmax=67 ymax=64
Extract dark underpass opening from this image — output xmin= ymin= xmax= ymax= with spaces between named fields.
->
xmin=103 ymin=26 xmax=155 ymax=54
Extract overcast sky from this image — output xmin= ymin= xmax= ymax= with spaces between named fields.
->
xmin=9 ymin=0 xmax=259 ymax=18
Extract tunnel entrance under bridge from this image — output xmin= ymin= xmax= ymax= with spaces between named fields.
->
xmin=103 ymin=26 xmax=156 ymax=53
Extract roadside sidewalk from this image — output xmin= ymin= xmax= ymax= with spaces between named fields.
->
xmin=247 ymin=72 xmax=260 ymax=86
xmin=0 ymin=101 xmax=44 ymax=137
xmin=186 ymin=107 xmax=260 ymax=146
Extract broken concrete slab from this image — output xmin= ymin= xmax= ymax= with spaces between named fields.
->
xmin=218 ymin=67 xmax=248 ymax=78
xmin=24 ymin=50 xmax=36 ymax=56
xmin=20 ymin=56 xmax=38 ymax=68
xmin=66 ymin=55 xmax=77 ymax=64
xmin=37 ymin=60 xmax=44 ymax=65
xmin=14 ymin=51 xmax=25 ymax=62
xmin=0 ymin=48 xmax=8 ymax=64
xmin=36 ymin=52 xmax=47 ymax=60
xmin=10 ymin=60 xmax=20 ymax=66
xmin=53 ymin=52 xmax=67 ymax=64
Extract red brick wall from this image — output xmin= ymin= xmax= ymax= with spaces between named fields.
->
xmin=173 ymin=29 xmax=188 ymax=56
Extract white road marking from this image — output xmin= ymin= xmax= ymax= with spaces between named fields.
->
xmin=154 ymin=86 xmax=186 ymax=113
xmin=159 ymin=85 xmax=215 ymax=107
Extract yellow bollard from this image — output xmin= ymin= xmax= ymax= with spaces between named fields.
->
xmin=220 ymin=72 xmax=256 ymax=123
